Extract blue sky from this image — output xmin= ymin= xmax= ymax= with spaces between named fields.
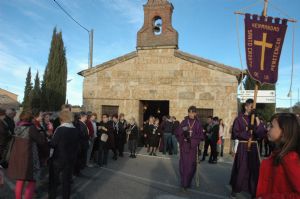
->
xmin=0 ymin=0 xmax=299 ymax=107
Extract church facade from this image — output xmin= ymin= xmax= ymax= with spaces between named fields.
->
xmin=79 ymin=0 xmax=242 ymax=150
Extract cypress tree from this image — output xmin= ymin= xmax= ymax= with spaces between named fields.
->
xmin=43 ymin=27 xmax=68 ymax=111
xmin=30 ymin=71 xmax=41 ymax=110
xmin=244 ymin=75 xmax=276 ymax=121
xmin=40 ymin=79 xmax=48 ymax=111
xmin=23 ymin=67 xmax=33 ymax=110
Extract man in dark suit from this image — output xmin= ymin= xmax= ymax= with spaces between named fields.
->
xmin=73 ymin=112 xmax=89 ymax=176
xmin=209 ymin=117 xmax=220 ymax=164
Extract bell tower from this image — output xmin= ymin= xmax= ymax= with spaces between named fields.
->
xmin=137 ymin=0 xmax=178 ymax=49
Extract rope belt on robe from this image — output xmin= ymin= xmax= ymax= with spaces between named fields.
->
xmin=239 ymin=141 xmax=257 ymax=144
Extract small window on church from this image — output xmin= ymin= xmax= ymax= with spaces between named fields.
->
xmin=153 ymin=16 xmax=162 ymax=35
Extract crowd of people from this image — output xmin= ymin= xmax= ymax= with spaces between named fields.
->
xmin=0 ymin=100 xmax=300 ymax=199
xmin=0 ymin=105 xmax=142 ymax=199
xmin=141 ymin=115 xmax=179 ymax=156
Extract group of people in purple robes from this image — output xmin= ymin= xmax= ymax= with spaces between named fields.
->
xmin=175 ymin=100 xmax=268 ymax=197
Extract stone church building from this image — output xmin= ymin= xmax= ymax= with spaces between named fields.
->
xmin=79 ymin=0 xmax=242 ymax=147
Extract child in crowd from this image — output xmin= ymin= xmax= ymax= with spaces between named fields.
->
xmin=256 ymin=113 xmax=300 ymax=198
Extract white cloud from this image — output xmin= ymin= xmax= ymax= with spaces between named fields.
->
xmin=21 ymin=10 xmax=44 ymax=21
xmin=99 ymin=0 xmax=144 ymax=24
xmin=77 ymin=61 xmax=89 ymax=71
xmin=0 ymin=46 xmax=44 ymax=101
xmin=24 ymin=0 xmax=53 ymax=10
xmin=66 ymin=72 xmax=83 ymax=105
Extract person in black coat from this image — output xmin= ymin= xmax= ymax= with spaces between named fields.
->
xmin=73 ymin=112 xmax=89 ymax=176
xmin=148 ymin=118 xmax=161 ymax=156
xmin=49 ymin=110 xmax=80 ymax=199
xmin=160 ymin=116 xmax=174 ymax=155
xmin=112 ymin=114 xmax=126 ymax=157
xmin=97 ymin=114 xmax=114 ymax=166
xmin=144 ymin=117 xmax=155 ymax=155
xmin=0 ymin=108 xmax=12 ymax=168
xmin=171 ymin=116 xmax=180 ymax=155
xmin=201 ymin=116 xmax=213 ymax=161
xmin=209 ymin=117 xmax=220 ymax=164
xmin=119 ymin=113 xmax=128 ymax=156
xmin=127 ymin=117 xmax=139 ymax=158
xmin=4 ymin=108 xmax=16 ymax=135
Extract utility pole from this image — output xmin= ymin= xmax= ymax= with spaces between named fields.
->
xmin=53 ymin=0 xmax=93 ymax=69
xmin=89 ymin=29 xmax=94 ymax=68
xmin=297 ymin=88 xmax=300 ymax=103
xmin=288 ymin=90 xmax=293 ymax=113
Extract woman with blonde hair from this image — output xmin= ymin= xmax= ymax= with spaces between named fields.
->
xmin=127 ymin=117 xmax=139 ymax=158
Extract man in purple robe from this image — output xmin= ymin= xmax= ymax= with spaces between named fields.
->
xmin=230 ymin=99 xmax=266 ymax=198
xmin=176 ymin=106 xmax=204 ymax=190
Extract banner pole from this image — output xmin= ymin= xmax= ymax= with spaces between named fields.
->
xmin=248 ymin=0 xmax=268 ymax=151
xmin=263 ymin=0 xmax=268 ymax=17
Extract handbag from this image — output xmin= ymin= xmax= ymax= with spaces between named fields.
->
xmin=100 ymin=133 xmax=108 ymax=142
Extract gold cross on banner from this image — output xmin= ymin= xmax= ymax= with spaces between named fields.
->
xmin=254 ymin=33 xmax=273 ymax=71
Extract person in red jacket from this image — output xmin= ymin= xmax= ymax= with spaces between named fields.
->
xmin=256 ymin=113 xmax=300 ymax=199
xmin=86 ymin=112 xmax=95 ymax=167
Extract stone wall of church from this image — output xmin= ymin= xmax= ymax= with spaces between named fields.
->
xmin=82 ymin=48 xmax=239 ymax=153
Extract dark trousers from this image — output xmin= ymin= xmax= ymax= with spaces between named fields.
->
xmin=74 ymin=145 xmax=88 ymax=175
xmin=49 ymin=161 xmax=73 ymax=199
xmin=128 ymin=140 xmax=137 ymax=154
xmin=116 ymin=138 xmax=125 ymax=156
xmin=163 ymin=133 xmax=172 ymax=154
xmin=209 ymin=140 xmax=217 ymax=162
xmin=202 ymin=138 xmax=211 ymax=160
xmin=98 ymin=141 xmax=108 ymax=166
xmin=258 ymin=139 xmax=263 ymax=155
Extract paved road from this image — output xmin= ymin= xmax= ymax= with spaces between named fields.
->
xmin=1 ymin=147 xmax=251 ymax=199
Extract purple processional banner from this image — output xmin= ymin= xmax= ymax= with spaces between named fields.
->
xmin=245 ymin=13 xmax=288 ymax=84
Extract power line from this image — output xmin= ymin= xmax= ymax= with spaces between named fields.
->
xmin=53 ymin=0 xmax=89 ymax=33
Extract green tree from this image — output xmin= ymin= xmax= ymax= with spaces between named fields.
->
xmin=23 ymin=67 xmax=33 ymax=110
xmin=244 ymin=75 xmax=276 ymax=121
xmin=30 ymin=71 xmax=41 ymax=110
xmin=42 ymin=27 xmax=68 ymax=111
xmin=293 ymin=102 xmax=300 ymax=114
xmin=40 ymin=79 xmax=48 ymax=111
